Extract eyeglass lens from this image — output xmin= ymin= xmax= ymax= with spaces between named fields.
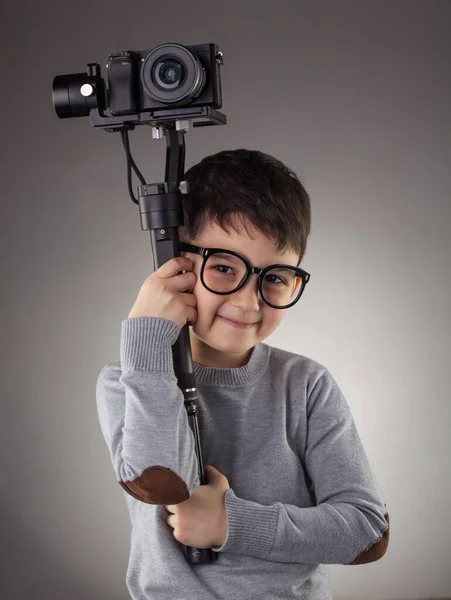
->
xmin=203 ymin=252 xmax=304 ymax=308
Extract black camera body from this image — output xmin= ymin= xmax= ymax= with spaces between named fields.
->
xmin=107 ymin=42 xmax=222 ymax=117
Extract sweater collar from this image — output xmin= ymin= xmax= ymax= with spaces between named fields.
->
xmin=192 ymin=343 xmax=270 ymax=386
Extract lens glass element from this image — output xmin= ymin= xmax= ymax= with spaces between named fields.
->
xmin=154 ymin=58 xmax=185 ymax=89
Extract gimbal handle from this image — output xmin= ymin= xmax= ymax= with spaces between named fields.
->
xmin=137 ymin=124 xmax=218 ymax=564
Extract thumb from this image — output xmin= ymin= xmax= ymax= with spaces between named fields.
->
xmin=204 ymin=464 xmax=222 ymax=483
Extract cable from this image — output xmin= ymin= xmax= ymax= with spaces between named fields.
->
xmin=120 ymin=129 xmax=147 ymax=204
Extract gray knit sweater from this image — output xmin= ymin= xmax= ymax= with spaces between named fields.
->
xmin=96 ymin=317 xmax=390 ymax=599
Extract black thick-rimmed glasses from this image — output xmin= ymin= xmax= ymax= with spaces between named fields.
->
xmin=179 ymin=243 xmax=311 ymax=309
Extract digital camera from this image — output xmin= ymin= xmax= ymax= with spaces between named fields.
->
xmin=107 ymin=42 xmax=223 ymax=117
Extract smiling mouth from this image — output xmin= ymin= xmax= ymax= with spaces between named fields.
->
xmin=218 ymin=316 xmax=258 ymax=328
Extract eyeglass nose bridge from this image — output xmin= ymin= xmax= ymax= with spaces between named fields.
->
xmin=237 ymin=265 xmax=266 ymax=290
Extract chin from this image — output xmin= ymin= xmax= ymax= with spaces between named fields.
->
xmin=208 ymin=335 xmax=253 ymax=355
xmin=216 ymin=340 xmax=253 ymax=355
xmin=193 ymin=325 xmax=255 ymax=355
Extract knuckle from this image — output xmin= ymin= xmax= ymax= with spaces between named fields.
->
xmin=143 ymin=278 xmax=155 ymax=292
xmin=177 ymin=531 xmax=188 ymax=545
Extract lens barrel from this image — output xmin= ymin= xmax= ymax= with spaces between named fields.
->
xmin=141 ymin=43 xmax=205 ymax=105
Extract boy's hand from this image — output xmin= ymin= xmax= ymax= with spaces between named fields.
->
xmin=165 ymin=465 xmax=230 ymax=549
xmin=128 ymin=256 xmax=197 ymax=329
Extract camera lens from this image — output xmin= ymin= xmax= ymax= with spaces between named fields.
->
xmin=155 ymin=58 xmax=185 ymax=89
xmin=141 ymin=43 xmax=205 ymax=105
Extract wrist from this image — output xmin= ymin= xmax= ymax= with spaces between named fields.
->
xmin=216 ymin=500 xmax=228 ymax=547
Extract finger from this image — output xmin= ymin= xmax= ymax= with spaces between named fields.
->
xmin=187 ymin=307 xmax=198 ymax=325
xmin=204 ymin=464 xmax=217 ymax=483
xmin=158 ymin=257 xmax=194 ymax=279
xmin=182 ymin=292 xmax=197 ymax=307
xmin=170 ymin=271 xmax=196 ymax=293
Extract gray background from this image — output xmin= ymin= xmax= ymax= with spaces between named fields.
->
xmin=1 ymin=1 xmax=450 ymax=598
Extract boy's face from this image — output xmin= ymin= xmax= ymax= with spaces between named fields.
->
xmin=181 ymin=216 xmax=300 ymax=369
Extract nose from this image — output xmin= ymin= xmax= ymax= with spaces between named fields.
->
xmin=229 ymin=273 xmax=261 ymax=312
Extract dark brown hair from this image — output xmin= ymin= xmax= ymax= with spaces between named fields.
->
xmin=180 ymin=148 xmax=311 ymax=265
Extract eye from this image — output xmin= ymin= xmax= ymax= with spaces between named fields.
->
xmin=265 ymin=273 xmax=285 ymax=284
xmin=213 ymin=264 xmax=234 ymax=274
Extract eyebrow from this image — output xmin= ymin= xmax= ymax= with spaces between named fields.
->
xmin=215 ymin=247 xmax=296 ymax=269
xmin=214 ymin=251 xmax=242 ymax=260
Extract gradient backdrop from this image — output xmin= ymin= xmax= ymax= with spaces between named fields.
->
xmin=1 ymin=1 xmax=450 ymax=598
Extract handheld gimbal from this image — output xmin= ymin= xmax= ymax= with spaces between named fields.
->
xmin=52 ymin=42 xmax=227 ymax=564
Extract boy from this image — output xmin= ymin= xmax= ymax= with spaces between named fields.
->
xmin=96 ymin=148 xmax=390 ymax=599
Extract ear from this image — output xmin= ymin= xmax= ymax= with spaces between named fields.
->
xmin=293 ymin=277 xmax=303 ymax=294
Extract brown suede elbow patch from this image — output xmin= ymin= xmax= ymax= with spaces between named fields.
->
xmin=348 ymin=512 xmax=390 ymax=565
xmin=119 ymin=466 xmax=190 ymax=505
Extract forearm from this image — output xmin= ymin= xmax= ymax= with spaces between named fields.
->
xmin=213 ymin=488 xmax=389 ymax=565
xmin=96 ymin=317 xmax=200 ymax=505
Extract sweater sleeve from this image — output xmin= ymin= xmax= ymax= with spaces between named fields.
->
xmin=211 ymin=369 xmax=390 ymax=565
xmin=95 ymin=317 xmax=200 ymax=505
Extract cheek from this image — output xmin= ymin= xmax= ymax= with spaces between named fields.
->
xmin=193 ymin=284 xmax=222 ymax=318
xmin=262 ymin=307 xmax=286 ymax=330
